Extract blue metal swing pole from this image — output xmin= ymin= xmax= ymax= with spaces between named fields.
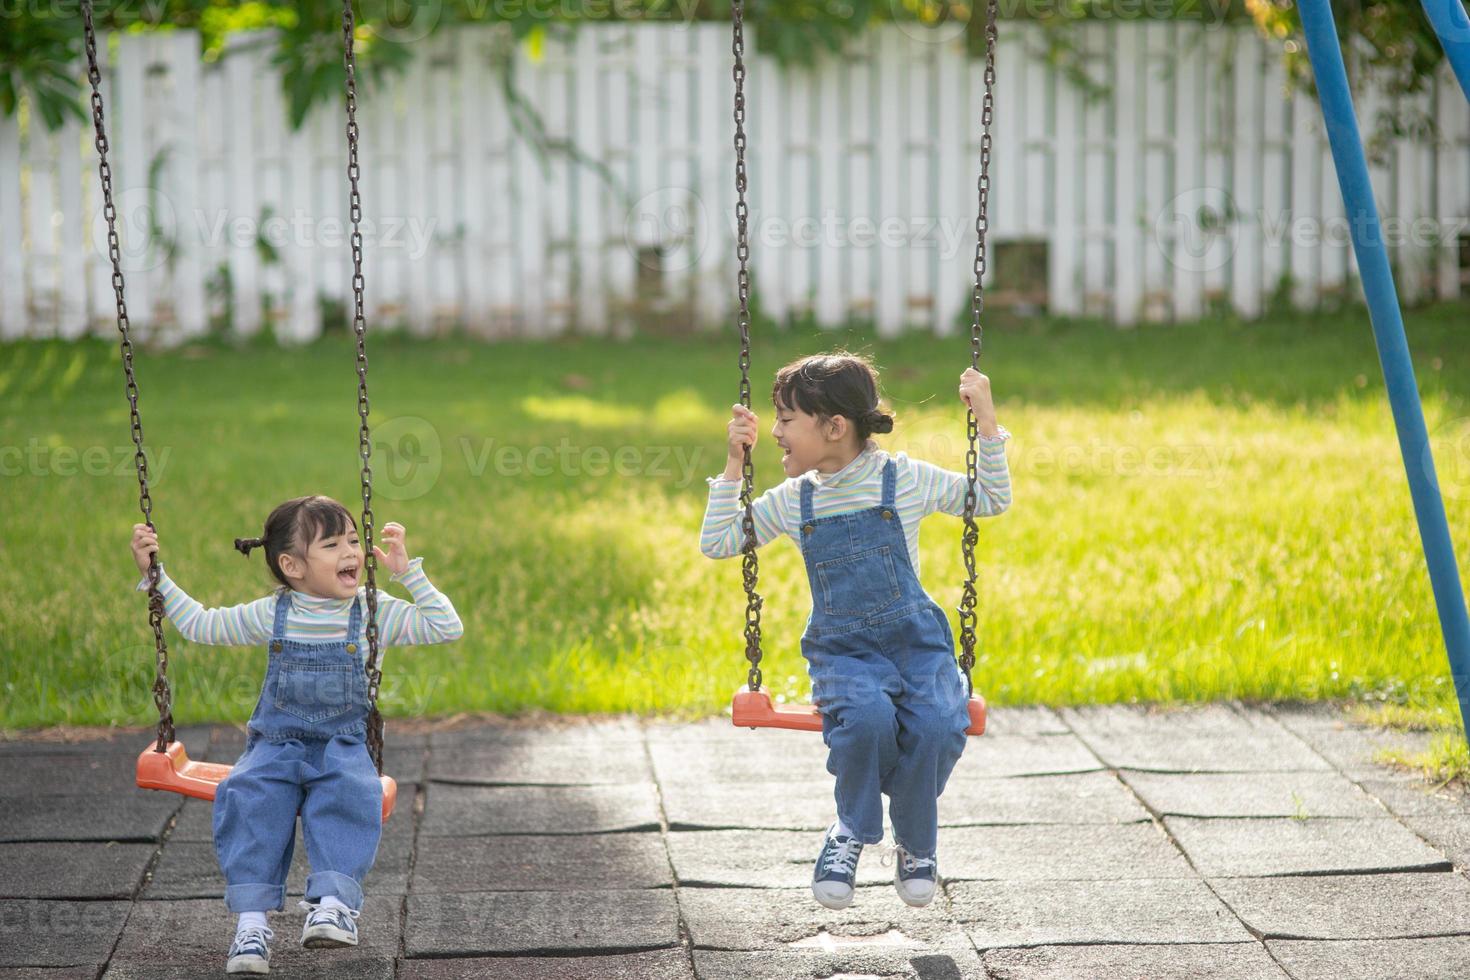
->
xmin=1298 ymin=0 xmax=1470 ymax=741
xmin=1420 ymin=0 xmax=1470 ymax=103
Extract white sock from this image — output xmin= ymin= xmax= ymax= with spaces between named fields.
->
xmin=319 ymin=895 xmax=349 ymax=912
xmin=833 ymin=819 xmax=858 ymax=840
xmin=237 ymin=911 xmax=267 ymax=933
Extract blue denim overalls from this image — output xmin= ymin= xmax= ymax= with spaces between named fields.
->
xmin=800 ymin=459 xmax=970 ymax=860
xmin=213 ymin=590 xmax=383 ymax=913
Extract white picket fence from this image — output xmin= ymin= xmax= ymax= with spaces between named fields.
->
xmin=2 ymin=21 xmax=1468 ymax=343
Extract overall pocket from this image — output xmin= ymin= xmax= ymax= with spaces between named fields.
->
xmin=815 ymin=546 xmax=902 ymax=617
xmin=273 ymin=662 xmax=360 ymax=723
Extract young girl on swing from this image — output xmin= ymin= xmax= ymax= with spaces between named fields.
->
xmin=700 ymin=353 xmax=1011 ymax=910
xmin=128 ymin=495 xmax=462 ymax=974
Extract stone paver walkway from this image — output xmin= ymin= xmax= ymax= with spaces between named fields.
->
xmin=3 ymin=702 xmax=1470 ymax=978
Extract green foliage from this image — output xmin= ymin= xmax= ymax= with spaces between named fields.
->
xmin=0 ymin=12 xmax=85 ymax=130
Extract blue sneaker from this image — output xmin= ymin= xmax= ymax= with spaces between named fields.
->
xmin=893 ymin=845 xmax=938 ymax=907
xmin=812 ymin=824 xmax=863 ymax=910
xmin=298 ymin=900 xmax=360 ymax=948
xmin=225 ymin=925 xmax=273 ymax=974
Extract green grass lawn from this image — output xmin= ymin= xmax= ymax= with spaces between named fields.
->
xmin=4 ymin=307 xmax=1470 ymax=754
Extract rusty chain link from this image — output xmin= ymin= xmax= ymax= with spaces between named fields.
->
xmin=731 ymin=0 xmax=764 ymax=693
xmin=341 ymin=0 xmax=387 ymax=776
xmin=82 ymin=0 xmax=174 ymax=752
xmin=958 ymin=0 xmax=1000 ymax=697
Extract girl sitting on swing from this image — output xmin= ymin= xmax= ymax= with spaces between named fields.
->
xmin=129 ymin=495 xmax=462 ymax=974
xmin=700 ymin=352 xmax=1011 ymax=910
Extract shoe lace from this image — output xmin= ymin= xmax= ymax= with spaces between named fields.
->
xmin=233 ymin=925 xmax=274 ymax=950
xmin=821 ymin=836 xmax=862 ymax=877
xmin=297 ymin=900 xmax=361 ymax=922
xmin=899 ymin=849 xmax=935 ymax=876
xmin=879 ymin=844 xmax=935 ymax=875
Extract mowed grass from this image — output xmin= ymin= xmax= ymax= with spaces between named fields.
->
xmin=3 ymin=307 xmax=1470 ymax=753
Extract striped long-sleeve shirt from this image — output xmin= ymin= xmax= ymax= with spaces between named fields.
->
xmin=700 ymin=430 xmax=1012 ymax=575
xmin=133 ymin=556 xmax=463 ymax=663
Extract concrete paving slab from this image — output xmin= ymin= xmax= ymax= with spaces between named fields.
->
xmin=404 ymin=889 xmax=680 ymax=957
xmin=1078 ymin=731 xmax=1330 ymax=773
xmin=1210 ymin=872 xmax=1470 ymax=939
xmin=1060 ymin=704 xmax=1259 ymax=736
xmin=948 ymin=878 xmax=1251 ymax=947
xmin=647 ymin=728 xmax=832 ymax=785
xmin=400 ymin=950 xmax=695 ymax=980
xmin=981 ymin=941 xmax=1290 ymax=979
xmin=419 ymin=783 xmax=660 ymax=836
xmin=431 ymin=739 xmax=653 ymax=786
xmin=0 ymin=756 xmax=140 ymax=798
xmin=1165 ymin=816 xmax=1452 ymax=877
xmin=1400 ymin=814 xmax=1470 ymax=869
xmin=677 ymin=886 xmax=958 ymax=951
xmin=0 ymin=792 xmax=178 ymax=842
xmin=1122 ymin=771 xmax=1384 ymax=818
xmin=693 ymin=938 xmax=989 ymax=979
xmin=1356 ymin=776 xmax=1469 ymax=819
xmin=939 ymin=771 xmax=1151 ymax=826
xmin=1268 ymin=936 xmax=1470 ymax=980
xmin=411 ymin=833 xmax=672 ymax=891
xmin=974 ymin=707 xmax=1070 ymax=736
xmin=661 ymin=779 xmax=834 ymax=832
xmin=935 ymin=823 xmax=1196 ymax=881
xmin=0 ymin=843 xmax=154 ymax=900
xmin=105 ymin=896 xmax=400 ymax=978
xmin=944 ymin=735 xmax=1105 ymax=779
xmin=1272 ymin=722 xmax=1435 ymax=777
xmin=0 ymin=900 xmax=130 ymax=968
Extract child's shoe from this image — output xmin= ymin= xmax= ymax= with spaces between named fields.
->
xmin=812 ymin=823 xmax=863 ymax=910
xmin=298 ymin=900 xmax=360 ymax=948
xmin=225 ymin=925 xmax=274 ymax=974
xmin=893 ymin=845 xmax=938 ymax=907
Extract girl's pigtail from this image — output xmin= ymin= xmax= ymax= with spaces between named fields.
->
xmin=234 ymin=536 xmax=265 ymax=557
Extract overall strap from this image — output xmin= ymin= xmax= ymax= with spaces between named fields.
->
xmin=270 ymin=590 xmax=292 ymax=645
xmin=881 ymin=458 xmax=898 ymax=510
xmin=799 ymin=477 xmax=817 ymax=526
xmin=346 ymin=594 xmax=363 ymax=647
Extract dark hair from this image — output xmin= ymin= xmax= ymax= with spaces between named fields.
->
xmin=772 ymin=351 xmax=894 ymax=441
xmin=235 ymin=495 xmax=357 ymax=589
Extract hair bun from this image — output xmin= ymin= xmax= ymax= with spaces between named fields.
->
xmin=865 ymin=410 xmax=894 ymax=434
xmin=234 ymin=536 xmax=265 ymax=557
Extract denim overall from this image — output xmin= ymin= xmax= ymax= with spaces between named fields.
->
xmin=800 ymin=459 xmax=970 ymax=860
xmin=213 ymin=591 xmax=383 ymax=913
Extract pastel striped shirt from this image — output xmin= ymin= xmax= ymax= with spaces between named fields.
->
xmin=134 ymin=556 xmax=463 ymax=663
xmin=700 ymin=431 xmax=1012 ymax=575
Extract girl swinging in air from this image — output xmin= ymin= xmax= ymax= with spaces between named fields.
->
xmin=700 ymin=353 xmax=1011 ymax=910
xmin=128 ymin=495 xmax=462 ymax=974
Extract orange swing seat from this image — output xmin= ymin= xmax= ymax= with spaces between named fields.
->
xmin=136 ymin=740 xmax=398 ymax=822
xmin=732 ymin=688 xmax=987 ymax=736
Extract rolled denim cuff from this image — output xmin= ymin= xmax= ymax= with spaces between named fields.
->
xmin=224 ymin=882 xmax=286 ymax=913
xmin=305 ymin=870 xmax=363 ymax=910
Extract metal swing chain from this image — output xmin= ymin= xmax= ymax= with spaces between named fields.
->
xmin=732 ymin=0 xmax=764 ymax=693
xmin=82 ymin=0 xmax=175 ymax=752
xmin=958 ymin=0 xmax=1000 ymax=697
xmin=341 ymin=0 xmax=386 ymax=775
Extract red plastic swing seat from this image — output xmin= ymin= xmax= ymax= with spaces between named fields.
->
xmin=136 ymin=740 xmax=398 ymax=822
xmin=732 ymin=688 xmax=987 ymax=736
